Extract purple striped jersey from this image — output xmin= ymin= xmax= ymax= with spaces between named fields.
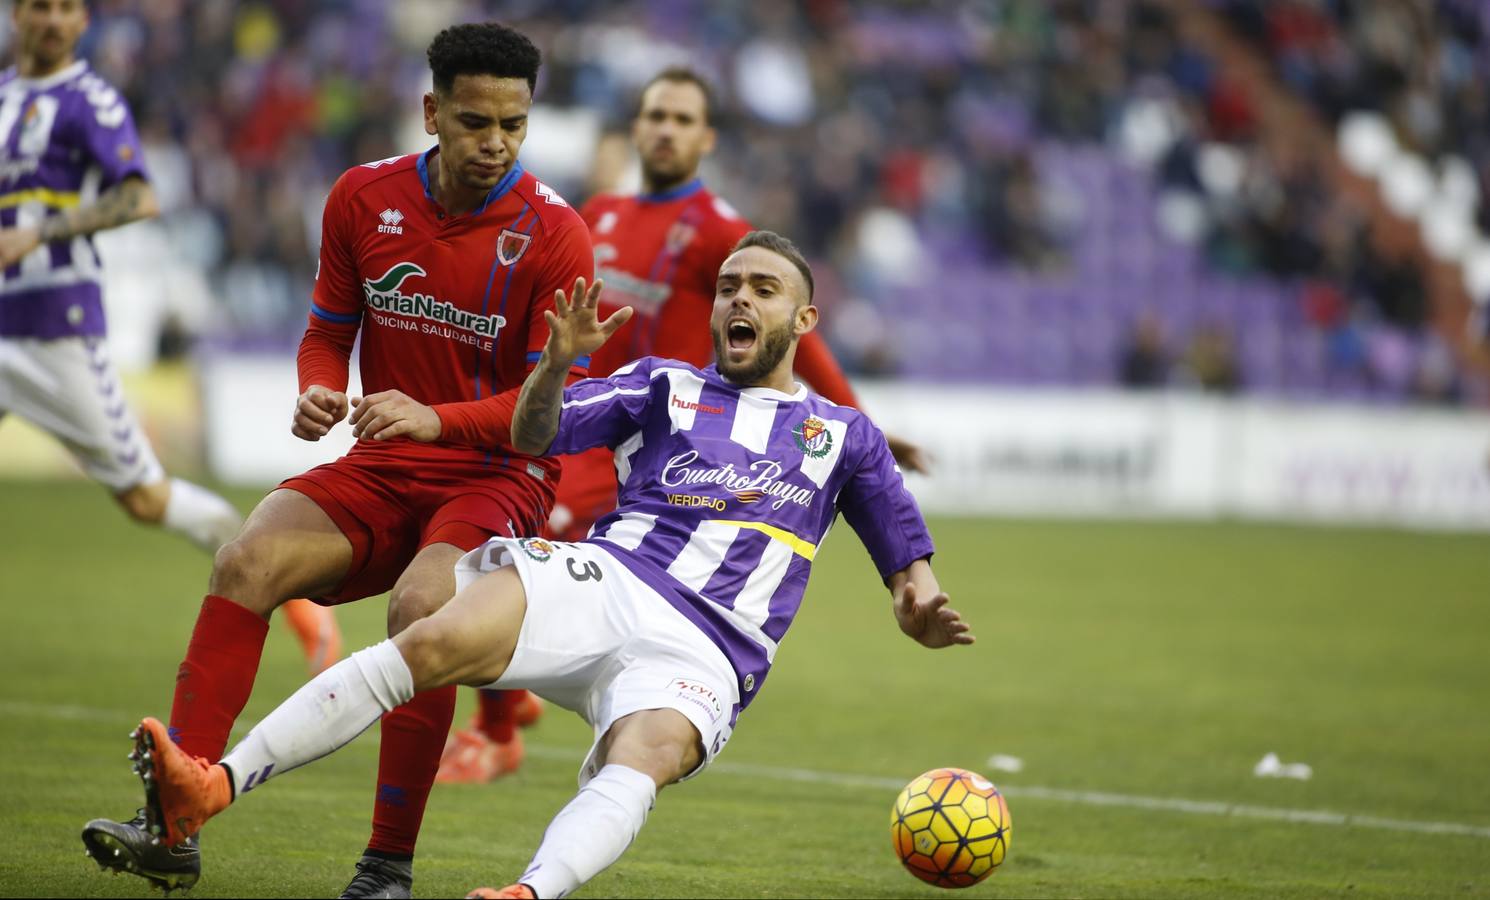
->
xmin=0 ymin=61 xmax=147 ymax=339
xmin=549 ymin=357 xmax=935 ymax=707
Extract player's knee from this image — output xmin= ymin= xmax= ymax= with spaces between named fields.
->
xmin=603 ymin=711 xmax=702 ymax=787
xmin=116 ymin=481 xmax=169 ymax=524
xmin=386 ymin=581 xmax=451 ymax=636
xmin=209 ymin=536 xmax=282 ymax=613
xmin=391 ymin=616 xmax=463 ymax=690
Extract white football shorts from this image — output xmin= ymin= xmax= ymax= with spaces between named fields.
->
xmin=455 ymin=536 xmax=740 ymax=787
xmin=0 ymin=335 xmax=163 ymax=491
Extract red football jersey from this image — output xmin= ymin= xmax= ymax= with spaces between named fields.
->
xmin=298 ymin=151 xmax=592 ymax=492
xmin=580 ymin=179 xmax=858 ymax=401
xmin=582 ymin=180 xmax=747 ymax=374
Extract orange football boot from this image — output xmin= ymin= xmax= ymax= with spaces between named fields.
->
xmin=465 ymin=884 xmax=536 ymax=899
xmin=130 ymin=717 xmax=231 ymax=847
xmin=510 ymin=691 xmax=544 ymax=728
xmin=436 ymin=727 xmax=524 ymax=784
xmin=282 ymin=599 xmax=342 ymax=675
xmin=493 ymin=730 xmax=525 ymax=772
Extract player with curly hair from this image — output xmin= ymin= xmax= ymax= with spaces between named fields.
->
xmin=81 ymin=22 xmax=592 ymax=898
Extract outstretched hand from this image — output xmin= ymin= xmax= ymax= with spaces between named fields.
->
xmin=542 ymin=276 xmax=631 ymax=367
xmin=894 ymin=581 xmax=975 ymax=649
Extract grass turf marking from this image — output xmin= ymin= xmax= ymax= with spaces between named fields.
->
xmin=8 ymin=697 xmax=1487 ymax=842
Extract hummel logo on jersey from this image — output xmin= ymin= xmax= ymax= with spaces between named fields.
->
xmin=378 ymin=208 xmax=405 ymax=235
xmin=671 ymin=395 xmax=724 ymax=414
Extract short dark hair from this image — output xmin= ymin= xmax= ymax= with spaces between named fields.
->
xmin=732 ymin=230 xmax=814 ymax=302
xmin=639 ymin=66 xmax=716 ymax=125
xmin=427 ymin=23 xmax=542 ymax=95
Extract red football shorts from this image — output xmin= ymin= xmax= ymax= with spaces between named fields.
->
xmin=546 ymin=446 xmax=619 ymax=542
xmin=281 ymin=448 xmax=552 ymax=605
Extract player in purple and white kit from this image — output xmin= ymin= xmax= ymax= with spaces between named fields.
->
xmin=0 ymin=0 xmax=242 ymax=544
xmin=113 ymin=230 xmax=973 ymax=900
xmin=0 ymin=0 xmax=342 ymax=805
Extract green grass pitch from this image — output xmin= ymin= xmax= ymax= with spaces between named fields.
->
xmin=1 ymin=479 xmax=1487 ymax=898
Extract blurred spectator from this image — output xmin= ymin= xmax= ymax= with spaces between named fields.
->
xmin=1118 ymin=312 xmax=1170 ymax=388
xmin=1180 ymin=326 xmax=1242 ymax=394
xmin=1412 ymin=334 xmax=1462 ymax=405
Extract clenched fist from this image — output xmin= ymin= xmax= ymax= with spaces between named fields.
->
xmin=292 ymin=385 xmax=349 ymax=441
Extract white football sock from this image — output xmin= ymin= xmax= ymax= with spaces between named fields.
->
xmin=162 ymin=478 xmax=242 ymax=553
xmin=520 ymin=764 xmax=657 ymax=899
xmin=220 ymin=641 xmax=414 ymax=796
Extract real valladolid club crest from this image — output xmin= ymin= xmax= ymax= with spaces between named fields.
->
xmin=497 ymin=229 xmax=532 ymax=266
xmin=793 ymin=416 xmax=833 ymax=458
xmin=521 ymin=537 xmax=554 ymax=562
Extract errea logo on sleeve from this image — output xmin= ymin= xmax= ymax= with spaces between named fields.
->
xmin=535 ymin=181 xmax=568 ymax=207
xmin=378 ymin=208 xmax=405 ymax=234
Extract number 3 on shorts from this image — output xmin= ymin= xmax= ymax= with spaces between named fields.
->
xmin=566 ymin=557 xmax=602 ymax=582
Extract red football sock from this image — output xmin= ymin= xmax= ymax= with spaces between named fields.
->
xmin=368 ymin=686 xmax=457 ymax=857
xmin=476 ymin=689 xmax=516 ymax=744
xmin=169 ymin=594 xmax=270 ymax=761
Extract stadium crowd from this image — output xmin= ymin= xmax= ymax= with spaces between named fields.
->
xmin=1219 ymin=0 xmax=1489 ymax=200
xmin=6 ymin=0 xmax=1485 ymax=404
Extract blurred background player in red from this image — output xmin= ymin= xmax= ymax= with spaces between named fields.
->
xmin=439 ymin=66 xmax=930 ymax=784
xmin=83 ymin=23 xmax=592 ymax=899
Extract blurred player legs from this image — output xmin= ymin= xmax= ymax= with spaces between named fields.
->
xmin=282 ymin=596 xmax=343 ymax=675
xmin=437 ymin=687 xmax=542 ymax=784
xmin=0 ymin=335 xmax=340 ymax=672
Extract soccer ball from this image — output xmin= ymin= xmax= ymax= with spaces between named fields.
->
xmin=890 ymin=767 xmax=1011 ymax=888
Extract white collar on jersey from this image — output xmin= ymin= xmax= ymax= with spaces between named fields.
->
xmin=737 ymin=381 xmax=808 ymax=403
xmin=708 ymin=363 xmax=808 ymax=402
xmin=9 ymin=59 xmax=87 ymax=90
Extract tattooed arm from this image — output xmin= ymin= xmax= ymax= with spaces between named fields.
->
xmin=510 ymin=275 xmax=631 ymax=456
xmin=509 ymin=351 xmax=574 ymax=456
xmin=42 ymin=175 xmax=159 ymax=242
xmin=0 ymin=176 xmax=159 ymax=267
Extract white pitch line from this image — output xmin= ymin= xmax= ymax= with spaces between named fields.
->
xmin=685 ymin=759 xmax=1490 ymax=839
xmin=9 ymin=698 xmax=1489 ymax=841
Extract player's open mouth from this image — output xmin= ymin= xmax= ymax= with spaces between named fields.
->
xmin=727 ymin=319 xmax=757 ymax=352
